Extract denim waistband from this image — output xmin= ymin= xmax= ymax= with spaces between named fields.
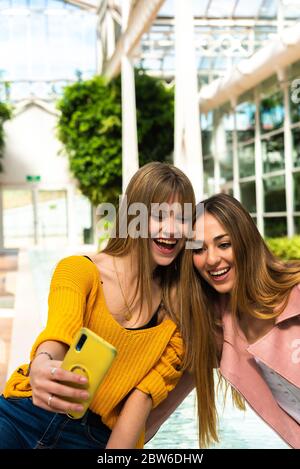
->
xmin=83 ymin=410 xmax=111 ymax=434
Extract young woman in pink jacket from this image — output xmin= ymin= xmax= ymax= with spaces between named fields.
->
xmin=147 ymin=193 xmax=300 ymax=448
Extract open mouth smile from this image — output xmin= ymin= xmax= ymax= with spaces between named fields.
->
xmin=208 ymin=266 xmax=231 ymax=280
xmin=153 ymin=238 xmax=178 ymax=254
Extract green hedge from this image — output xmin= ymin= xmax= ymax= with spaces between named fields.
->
xmin=0 ymin=101 xmax=12 ymax=167
xmin=56 ymin=71 xmax=174 ymax=205
xmin=266 ymin=236 xmax=300 ymax=260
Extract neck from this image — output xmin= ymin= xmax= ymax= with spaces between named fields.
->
xmin=115 ymin=250 xmax=157 ymax=276
xmin=238 ymin=313 xmax=275 ymax=344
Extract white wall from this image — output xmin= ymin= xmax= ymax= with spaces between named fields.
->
xmin=1 ymin=102 xmax=72 ymax=186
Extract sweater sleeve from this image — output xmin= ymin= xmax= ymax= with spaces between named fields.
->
xmin=135 ymin=328 xmax=184 ymax=408
xmin=30 ymin=255 xmax=98 ymax=359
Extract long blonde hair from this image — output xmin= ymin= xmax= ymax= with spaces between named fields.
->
xmin=181 ymin=193 xmax=300 ymax=447
xmin=103 ymin=162 xmax=195 ymax=322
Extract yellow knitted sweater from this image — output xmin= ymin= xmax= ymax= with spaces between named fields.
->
xmin=4 ymin=256 xmax=184 ymax=448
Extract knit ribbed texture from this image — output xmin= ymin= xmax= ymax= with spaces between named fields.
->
xmin=4 ymin=256 xmax=184 ymax=448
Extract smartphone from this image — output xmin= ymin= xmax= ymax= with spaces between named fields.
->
xmin=61 ymin=327 xmax=117 ymax=419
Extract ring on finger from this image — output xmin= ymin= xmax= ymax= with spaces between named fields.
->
xmin=50 ymin=367 xmax=57 ymax=377
xmin=47 ymin=394 xmax=54 ymax=407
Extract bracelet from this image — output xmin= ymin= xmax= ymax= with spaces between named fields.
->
xmin=26 ymin=351 xmax=53 ymax=377
xmin=35 ymin=351 xmax=54 ymax=361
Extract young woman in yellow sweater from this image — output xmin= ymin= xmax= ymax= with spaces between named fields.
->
xmin=0 ymin=162 xmax=195 ymax=449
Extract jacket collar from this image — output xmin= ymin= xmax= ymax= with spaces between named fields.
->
xmin=275 ymin=284 xmax=300 ymax=324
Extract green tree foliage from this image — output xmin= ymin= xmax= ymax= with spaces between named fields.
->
xmin=56 ymin=72 xmax=174 ymax=205
xmin=0 ymin=102 xmax=12 ymax=168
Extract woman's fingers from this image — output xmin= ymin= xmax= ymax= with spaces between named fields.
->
xmin=33 ymin=392 xmax=86 ymax=414
xmin=30 ymin=360 xmax=89 ymax=414
xmin=47 ymin=362 xmax=88 ymax=386
xmin=46 ymin=393 xmax=85 ymax=414
xmin=47 ymin=381 xmax=90 ymax=402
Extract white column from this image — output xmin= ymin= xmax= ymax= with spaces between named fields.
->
xmin=277 ymin=0 xmax=284 ymax=35
xmin=106 ymin=11 xmax=116 ymax=60
xmin=66 ymin=185 xmax=77 ymax=246
xmin=232 ymin=100 xmax=241 ymax=200
xmin=174 ymin=0 xmax=203 ymax=201
xmin=121 ymin=0 xmax=139 ymax=194
xmin=212 ymin=110 xmax=223 ymax=194
xmin=254 ymin=89 xmax=264 ymax=236
xmin=32 ymin=185 xmax=39 ymax=245
xmin=281 ymin=69 xmax=294 ymax=237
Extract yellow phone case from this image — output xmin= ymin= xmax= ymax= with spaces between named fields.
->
xmin=61 ymin=327 xmax=117 ymax=419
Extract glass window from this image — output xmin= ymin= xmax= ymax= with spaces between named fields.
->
xmin=292 ymin=127 xmax=300 ymax=168
xmin=201 ymin=112 xmax=213 ymax=157
xmin=220 ymin=146 xmax=233 ymax=181
xmin=239 ymin=142 xmax=255 ymax=178
xmin=0 ymin=2 xmax=97 ymax=96
xmin=0 ymin=1 xmax=10 ymax=9
xmin=290 ymin=79 xmax=300 ymax=123
xmin=236 ymin=101 xmax=255 ymax=142
xmin=216 ymin=111 xmax=233 ymax=182
xmin=12 ymin=0 xmax=27 ymax=7
xmin=260 ymin=91 xmax=284 ymax=133
xmin=264 ymin=217 xmax=287 ymax=238
xmin=240 ymin=181 xmax=256 ymax=213
xmin=38 ymin=190 xmax=67 ymax=245
xmin=294 ymin=173 xmax=300 ymax=211
xmin=262 ymin=133 xmax=284 ymax=173
xmin=295 ymin=217 xmax=300 ymax=235
xmin=203 ymin=155 xmax=214 ymax=196
xmin=3 ymin=190 xmax=34 ymax=247
xmin=264 ymin=175 xmax=286 ymax=212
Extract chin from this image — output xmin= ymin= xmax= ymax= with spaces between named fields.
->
xmin=211 ymin=283 xmax=233 ymax=294
xmin=155 ymin=256 xmax=176 ymax=267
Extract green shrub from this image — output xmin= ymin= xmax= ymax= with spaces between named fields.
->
xmin=0 ymin=101 xmax=12 ymax=168
xmin=56 ymin=71 xmax=174 ymax=205
xmin=266 ymin=236 xmax=300 ymax=260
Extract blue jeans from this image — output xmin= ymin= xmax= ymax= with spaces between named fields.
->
xmin=0 ymin=395 xmax=111 ymax=449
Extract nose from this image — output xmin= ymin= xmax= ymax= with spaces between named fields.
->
xmin=161 ymin=215 xmax=181 ymax=238
xmin=206 ymin=247 xmax=221 ymax=267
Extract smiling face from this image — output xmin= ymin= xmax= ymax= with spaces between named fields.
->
xmin=149 ymin=194 xmax=187 ymax=268
xmin=193 ymin=212 xmax=236 ymax=294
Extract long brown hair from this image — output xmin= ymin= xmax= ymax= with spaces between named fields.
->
xmin=103 ymin=161 xmax=195 ymax=322
xmin=203 ymin=193 xmax=300 ymax=321
xmin=181 ymin=193 xmax=300 ymax=447
xmin=180 ymin=244 xmax=220 ymax=447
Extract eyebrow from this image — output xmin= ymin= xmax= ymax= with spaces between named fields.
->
xmin=213 ymin=234 xmax=229 ymax=241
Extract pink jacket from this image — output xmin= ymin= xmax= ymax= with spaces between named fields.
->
xmin=146 ymin=285 xmax=300 ymax=448
xmin=220 ymin=284 xmax=300 ymax=448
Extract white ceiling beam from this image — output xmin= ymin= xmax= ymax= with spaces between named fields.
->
xmin=103 ymin=0 xmax=166 ymax=80
xmin=199 ymin=20 xmax=300 ymax=113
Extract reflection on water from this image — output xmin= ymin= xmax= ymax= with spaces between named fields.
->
xmin=29 ymin=249 xmax=289 ymax=450
xmin=146 ymin=391 xmax=289 ymax=449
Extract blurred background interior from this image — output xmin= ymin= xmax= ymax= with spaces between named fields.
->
xmin=0 ymin=0 xmax=300 ymax=448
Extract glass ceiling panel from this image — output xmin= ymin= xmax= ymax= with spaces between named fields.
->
xmin=158 ymin=0 xmax=174 ymax=17
xmin=234 ymin=0 xmax=263 ymax=17
xmin=158 ymin=0 xmax=284 ymax=20
xmin=192 ymin=0 xmax=211 ymax=17
xmin=257 ymin=0 xmax=278 ymax=18
xmin=207 ymin=0 xmax=237 ymax=18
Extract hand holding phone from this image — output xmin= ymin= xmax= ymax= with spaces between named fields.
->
xmin=61 ymin=327 xmax=117 ymax=419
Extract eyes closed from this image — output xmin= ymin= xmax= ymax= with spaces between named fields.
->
xmin=193 ymin=241 xmax=232 ymax=255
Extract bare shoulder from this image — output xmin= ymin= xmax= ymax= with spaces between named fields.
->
xmin=85 ymin=252 xmax=114 ymax=272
